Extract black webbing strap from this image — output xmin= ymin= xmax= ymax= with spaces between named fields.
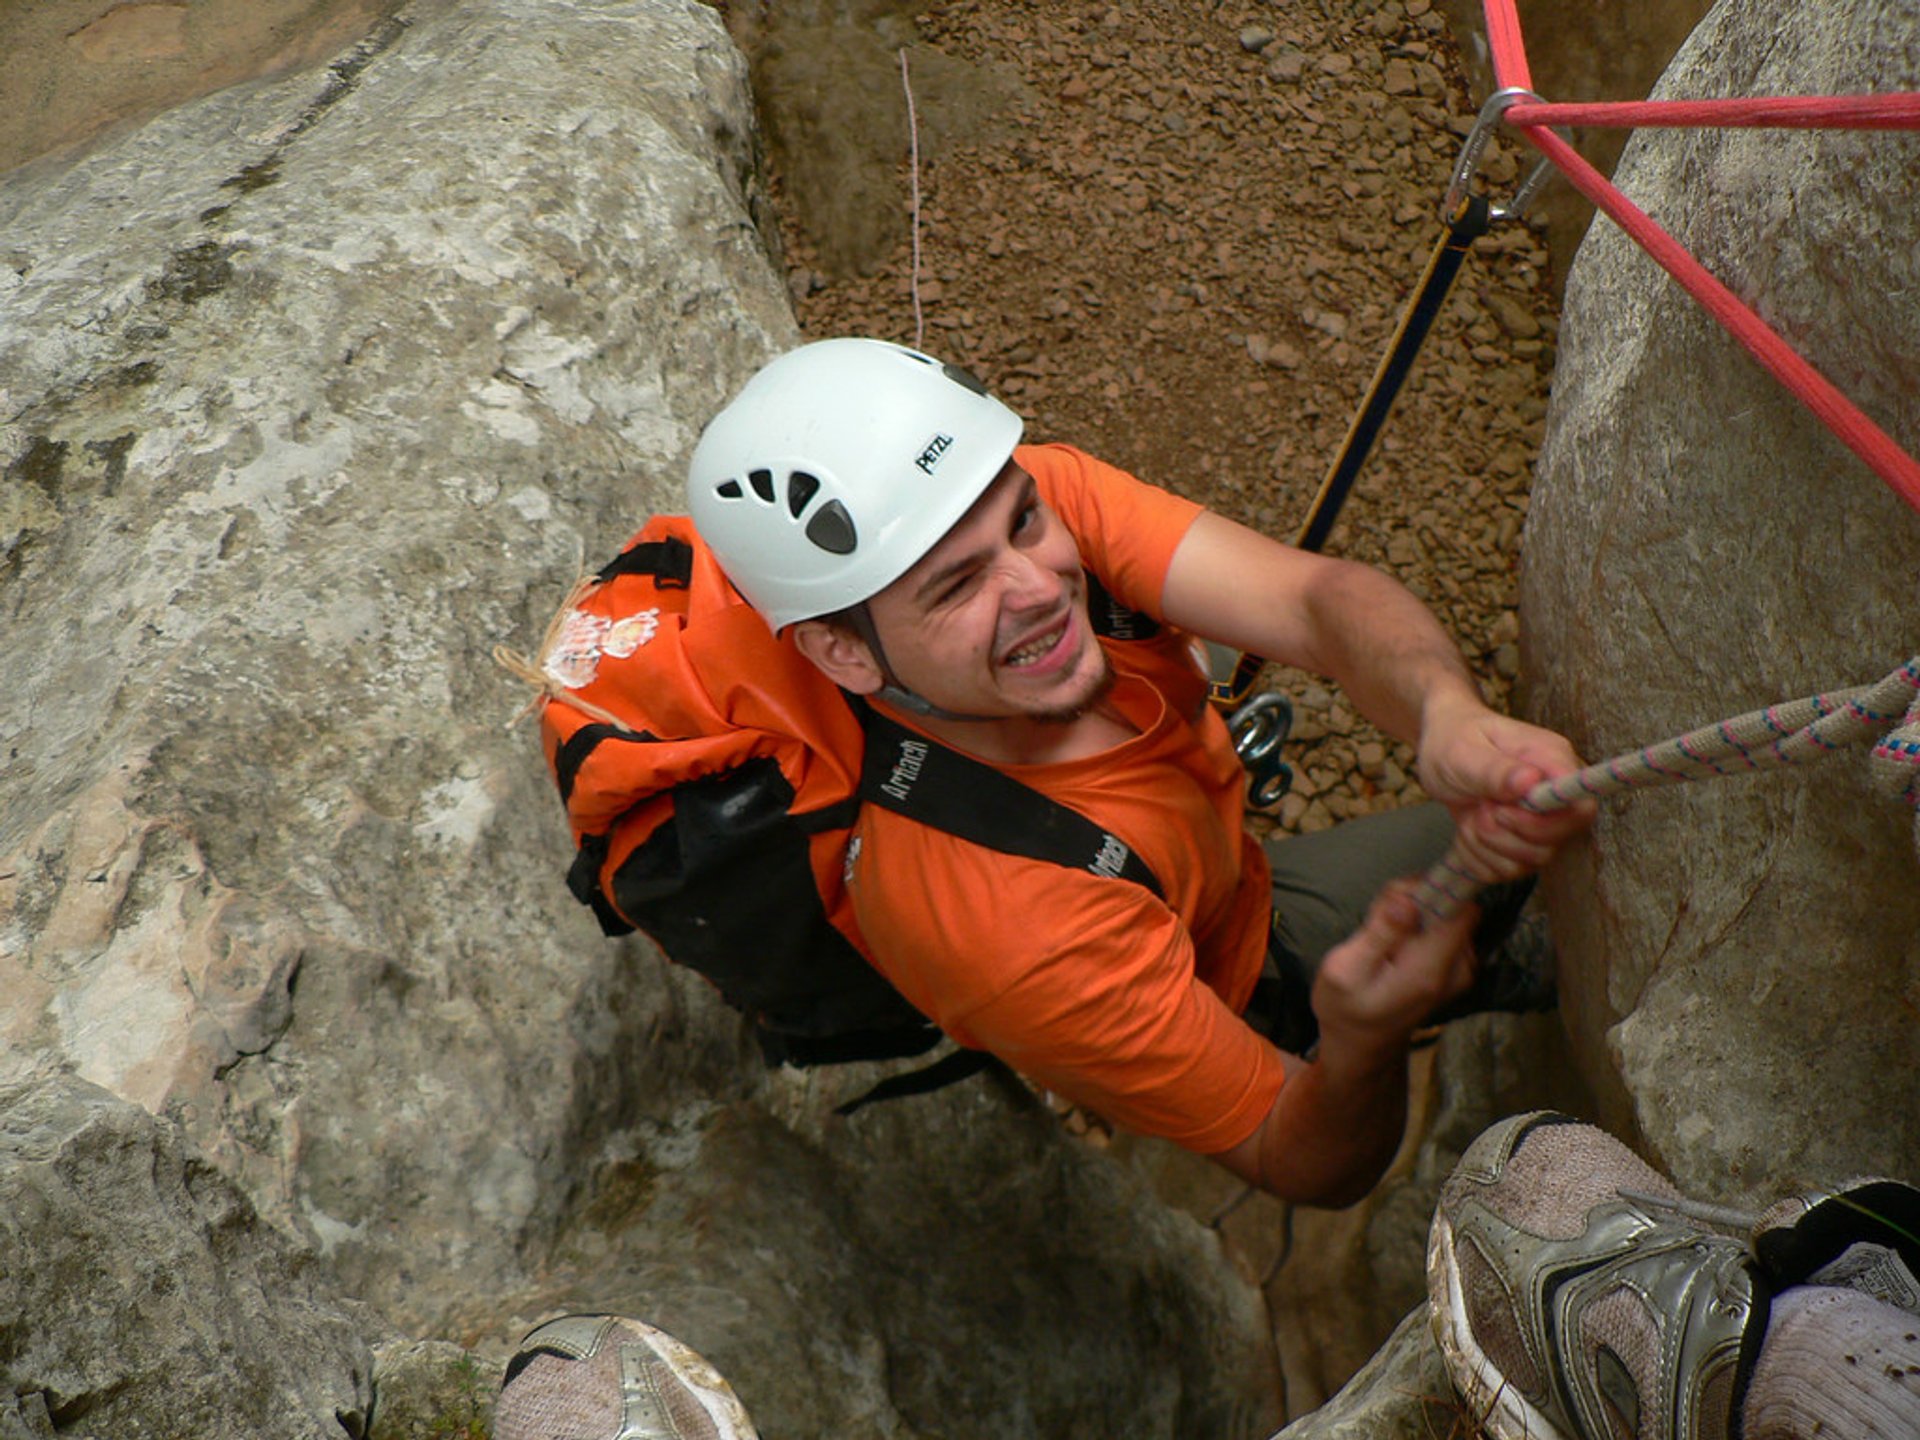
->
xmin=1083 ymin=570 xmax=1161 ymax=641
xmin=1215 ymin=193 xmax=1495 ymax=708
xmin=1295 ymin=193 xmax=1492 ymax=553
xmin=855 ymin=703 xmax=1163 ymax=899
xmin=833 ymin=1049 xmax=1007 ymax=1116
xmin=554 ymin=721 xmax=655 ymax=805
xmin=595 ymin=534 xmax=693 ymax=587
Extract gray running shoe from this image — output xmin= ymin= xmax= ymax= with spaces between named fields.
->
xmin=1428 ymin=1112 xmax=1768 ymax=1440
xmin=495 ymin=1314 xmax=759 ymax=1440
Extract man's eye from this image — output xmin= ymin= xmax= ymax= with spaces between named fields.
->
xmin=1014 ymin=504 xmax=1040 ymax=534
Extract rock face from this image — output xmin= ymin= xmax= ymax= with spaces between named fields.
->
xmin=0 ymin=1071 xmax=374 ymax=1438
xmin=1522 ymin=0 xmax=1920 ymax=1197
xmin=0 ymin=1 xmax=1278 ymax=1434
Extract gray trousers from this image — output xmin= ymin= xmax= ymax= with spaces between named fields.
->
xmin=1250 ymin=802 xmax=1529 ymax=1052
xmin=1263 ymin=801 xmax=1456 ymax=974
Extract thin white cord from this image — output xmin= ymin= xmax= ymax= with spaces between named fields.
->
xmin=900 ymin=47 xmax=924 ymax=351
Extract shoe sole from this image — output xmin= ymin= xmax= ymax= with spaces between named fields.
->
xmin=1427 ymin=1211 xmax=1574 ymax=1440
xmin=502 ymin=1314 xmax=760 ymax=1440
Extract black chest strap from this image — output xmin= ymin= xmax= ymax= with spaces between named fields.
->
xmin=854 ymin=702 xmax=1163 ymax=898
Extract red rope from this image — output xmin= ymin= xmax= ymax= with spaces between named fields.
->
xmin=1508 ymin=94 xmax=1920 ymax=130
xmin=1517 ymin=123 xmax=1920 ymax=515
xmin=1476 ymin=0 xmax=1920 ymax=519
xmin=1481 ymin=0 xmax=1531 ymax=92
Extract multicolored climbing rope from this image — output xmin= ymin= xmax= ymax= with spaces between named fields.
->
xmin=1413 ymin=656 xmax=1920 ymax=923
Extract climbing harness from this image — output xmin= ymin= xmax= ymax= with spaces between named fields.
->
xmin=1410 ymin=655 xmax=1920 ymax=924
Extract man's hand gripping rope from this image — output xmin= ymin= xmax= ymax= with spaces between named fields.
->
xmin=1408 ymin=655 xmax=1920 ymax=926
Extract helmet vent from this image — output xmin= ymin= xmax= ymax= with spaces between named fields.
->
xmin=715 ymin=479 xmax=744 ymax=500
xmin=787 ymin=470 xmax=820 ymax=517
xmin=804 ymin=500 xmax=857 ymax=555
xmin=942 ymin=362 xmax=990 ymax=396
xmin=747 ymin=468 xmax=777 ymax=504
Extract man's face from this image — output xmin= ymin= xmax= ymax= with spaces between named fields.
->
xmin=864 ymin=463 xmax=1112 ymax=723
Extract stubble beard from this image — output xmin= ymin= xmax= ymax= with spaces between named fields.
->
xmin=1026 ymin=647 xmax=1117 ymax=725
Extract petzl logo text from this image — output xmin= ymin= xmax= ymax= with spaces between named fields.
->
xmin=915 ymin=433 xmax=954 ymax=474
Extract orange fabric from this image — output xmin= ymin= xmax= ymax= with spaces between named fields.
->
xmin=847 ymin=444 xmax=1287 ymax=1153
xmin=541 ymin=516 xmax=871 ymax=954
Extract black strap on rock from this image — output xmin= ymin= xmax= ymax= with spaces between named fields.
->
xmin=833 ymin=1049 xmax=1010 ymax=1116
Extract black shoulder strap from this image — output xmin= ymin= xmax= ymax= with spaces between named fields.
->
xmin=1083 ymin=569 xmax=1161 ymax=641
xmin=595 ymin=534 xmax=693 ymax=587
xmin=855 ymin=702 xmax=1162 ymax=898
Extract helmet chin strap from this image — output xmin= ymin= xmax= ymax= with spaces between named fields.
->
xmin=846 ymin=605 xmax=999 ymax=724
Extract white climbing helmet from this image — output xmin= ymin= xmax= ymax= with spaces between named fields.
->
xmin=687 ymin=337 xmax=1025 ymax=631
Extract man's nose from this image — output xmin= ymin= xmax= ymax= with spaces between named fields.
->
xmin=998 ymin=547 xmax=1066 ymax=609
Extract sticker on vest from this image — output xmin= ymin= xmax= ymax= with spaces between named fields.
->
xmin=603 ymin=608 xmax=661 ymax=658
xmin=843 ymin=834 xmax=863 ymax=886
xmin=545 ymin=609 xmax=610 ymax=689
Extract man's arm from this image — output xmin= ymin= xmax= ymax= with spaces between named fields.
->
xmin=1210 ymin=885 xmax=1478 ymax=1204
xmin=1160 ymin=510 xmax=1593 ymax=879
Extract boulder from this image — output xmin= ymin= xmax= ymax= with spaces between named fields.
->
xmin=0 ymin=0 xmax=789 ymax=1328
xmin=0 ymin=0 xmax=1279 ymax=1432
xmin=0 ymin=1071 xmax=374 ymax=1437
xmin=1521 ymin=0 xmax=1920 ymax=1197
xmin=1268 ymin=1309 xmax=1451 ymax=1440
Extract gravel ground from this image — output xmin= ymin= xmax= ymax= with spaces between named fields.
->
xmin=729 ymin=0 xmax=1559 ymax=840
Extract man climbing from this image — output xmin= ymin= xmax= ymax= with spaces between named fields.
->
xmin=684 ymin=336 xmax=1593 ymax=1204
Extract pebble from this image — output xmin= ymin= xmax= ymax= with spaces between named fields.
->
xmin=1239 ymin=25 xmax=1276 ymax=54
xmin=1267 ymin=49 xmax=1306 ymax=82
xmin=1484 ymin=290 xmax=1543 ymax=340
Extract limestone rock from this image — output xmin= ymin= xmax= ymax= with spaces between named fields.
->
xmin=365 ymin=1339 xmax=494 ymax=1440
xmin=0 ymin=1071 xmax=375 ymax=1438
xmin=1268 ymin=1309 xmax=1450 ymax=1440
xmin=1521 ymin=0 xmax=1920 ymax=1196
xmin=0 ymin=0 xmax=789 ymax=1332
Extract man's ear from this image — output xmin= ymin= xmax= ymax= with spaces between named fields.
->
xmin=791 ymin=619 xmax=884 ymax=694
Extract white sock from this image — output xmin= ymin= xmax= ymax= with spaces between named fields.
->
xmin=1743 ymin=1284 xmax=1920 ymax=1439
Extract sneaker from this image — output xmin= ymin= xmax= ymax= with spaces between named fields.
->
xmin=1428 ymin=1111 xmax=1769 ymax=1440
xmin=494 ymin=1314 xmax=759 ymax=1440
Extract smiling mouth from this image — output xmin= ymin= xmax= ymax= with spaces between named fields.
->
xmin=1001 ymin=619 xmax=1069 ymax=669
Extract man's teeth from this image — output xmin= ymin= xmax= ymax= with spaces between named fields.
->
xmin=1004 ymin=626 xmax=1062 ymax=667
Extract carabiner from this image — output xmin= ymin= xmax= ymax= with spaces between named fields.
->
xmin=1442 ymin=86 xmax=1561 ymax=225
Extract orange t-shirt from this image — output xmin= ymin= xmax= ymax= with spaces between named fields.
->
xmin=846 ymin=443 xmax=1287 ymax=1153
